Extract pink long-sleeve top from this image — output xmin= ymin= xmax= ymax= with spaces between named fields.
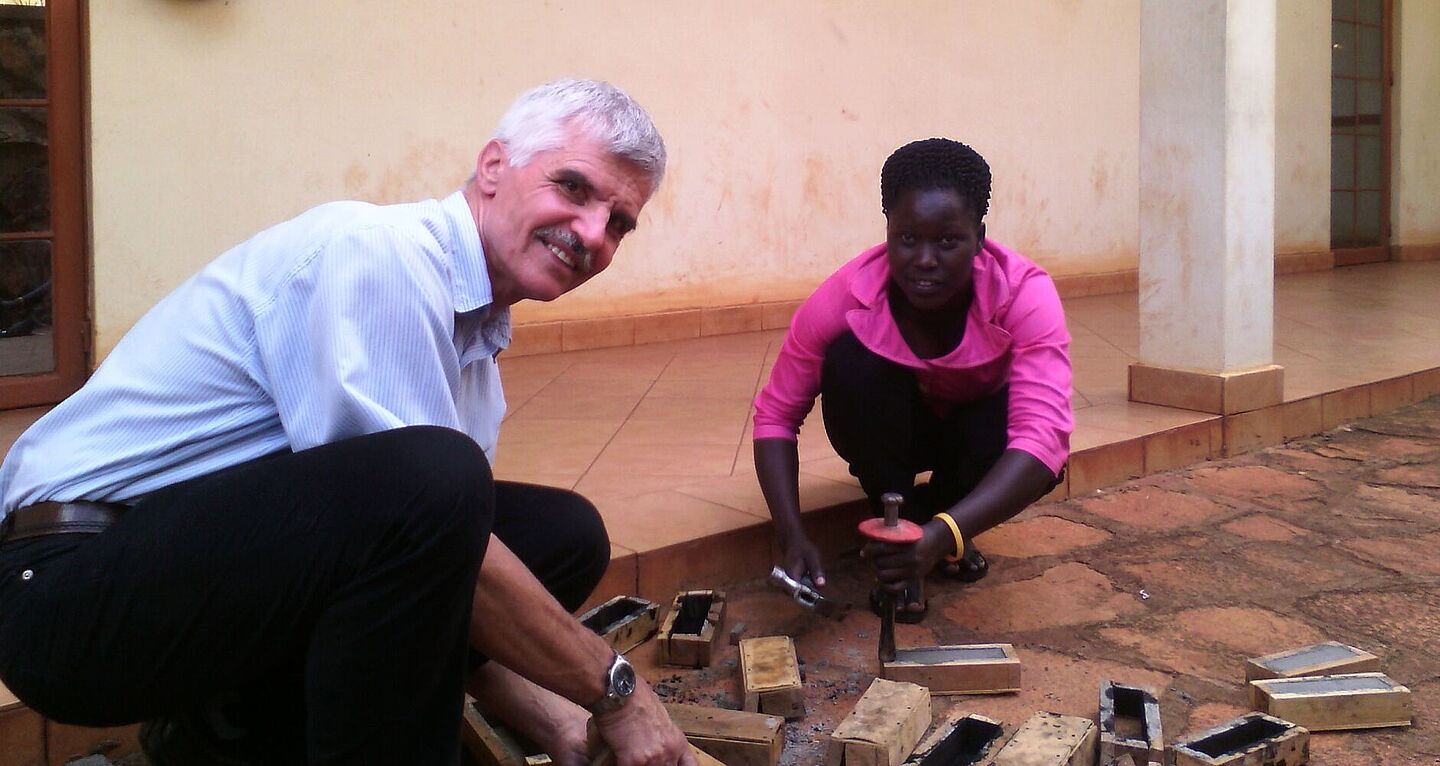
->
xmin=752 ymin=239 xmax=1073 ymax=475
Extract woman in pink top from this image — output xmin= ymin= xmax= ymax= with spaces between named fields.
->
xmin=752 ymin=138 xmax=1073 ymax=622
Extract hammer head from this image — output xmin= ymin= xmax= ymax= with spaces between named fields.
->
xmin=767 ymin=566 xmax=849 ymax=620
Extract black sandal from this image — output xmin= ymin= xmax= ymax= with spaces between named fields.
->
xmin=940 ymin=547 xmax=989 ymax=583
xmin=868 ymin=587 xmax=928 ymax=624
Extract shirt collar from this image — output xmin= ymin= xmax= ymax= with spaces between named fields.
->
xmin=440 ymin=190 xmax=493 ymax=314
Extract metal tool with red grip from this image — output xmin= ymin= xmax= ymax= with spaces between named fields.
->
xmin=858 ymin=492 xmax=923 ymax=663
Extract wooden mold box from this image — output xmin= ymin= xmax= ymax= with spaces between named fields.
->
xmin=826 ymin=678 xmax=931 ymax=766
xmin=882 ymin=643 xmax=1021 ymax=695
xmin=739 ymin=636 xmax=806 ymax=719
xmin=665 ymin=702 xmax=784 ymax=766
xmin=991 ymin=712 xmax=1097 ymax=766
xmin=462 ymin=697 xmax=553 ymax=766
xmin=1097 ymin=681 xmax=1162 ymax=766
xmin=1244 ymin=641 xmax=1379 ymax=683
xmin=579 ymin=595 xmax=659 ymax=655
xmin=1250 ymin=672 xmax=1411 ymax=731
xmin=657 ymin=590 xmax=727 ymax=668
xmin=1170 ymin=713 xmax=1308 ymax=766
xmin=902 ymin=713 xmax=1004 ymax=766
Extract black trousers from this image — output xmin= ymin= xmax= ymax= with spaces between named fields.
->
xmin=0 ymin=426 xmax=609 ymax=765
xmin=821 ymin=333 xmax=1011 ymax=524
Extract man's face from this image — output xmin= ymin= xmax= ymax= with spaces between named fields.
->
xmin=474 ymin=130 xmax=652 ymax=305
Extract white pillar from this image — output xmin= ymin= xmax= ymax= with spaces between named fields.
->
xmin=1131 ymin=0 xmax=1283 ymax=414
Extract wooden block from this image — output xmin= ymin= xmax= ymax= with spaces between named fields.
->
xmin=1250 ymin=672 xmax=1411 ymax=731
xmin=690 ymin=744 xmax=728 ymax=766
xmin=591 ymin=744 xmax=721 ymax=766
xmin=902 ymin=713 xmax=1003 ymax=766
xmin=739 ymin=636 xmax=805 ymax=719
xmin=991 ymin=712 xmax=1097 ymax=766
xmin=1097 ymin=681 xmax=1162 ymax=765
xmin=1244 ymin=641 xmax=1379 ymax=682
xmin=665 ymin=702 xmax=784 ymax=766
xmin=461 ymin=698 xmax=553 ymax=766
xmin=579 ymin=595 xmax=660 ymax=655
xmin=826 ymin=678 xmax=931 ymax=766
xmin=657 ymin=590 xmax=726 ymax=668
xmin=1170 ymin=713 xmax=1308 ymax=766
xmin=882 ymin=643 xmax=1021 ymax=695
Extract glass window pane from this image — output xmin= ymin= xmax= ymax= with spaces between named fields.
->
xmin=1332 ymin=78 xmax=1355 ymax=122
xmin=1332 ymin=133 xmax=1356 ymax=189
xmin=1331 ymin=191 xmax=1355 ymax=248
xmin=0 ymin=3 xmax=46 ymax=100
xmin=1357 ymin=80 xmax=1382 ymax=125
xmin=1355 ymin=191 xmax=1382 ymax=245
xmin=0 ymin=239 xmax=53 ymax=376
xmin=1356 ymin=135 xmax=1381 ymax=189
xmin=0 ymin=107 xmax=50 ymax=234
xmin=1332 ymin=21 xmax=1356 ymax=77
xmin=1333 ymin=0 xmax=1355 ymax=21
xmin=1356 ymin=26 xmax=1382 ymax=79
xmin=1357 ymin=0 xmax=1382 ymax=24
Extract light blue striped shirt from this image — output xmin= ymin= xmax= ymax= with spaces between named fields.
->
xmin=0 ymin=191 xmax=509 ymax=517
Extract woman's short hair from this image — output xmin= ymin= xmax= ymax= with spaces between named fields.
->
xmin=880 ymin=138 xmax=991 ymax=222
xmin=493 ymin=79 xmax=667 ymax=193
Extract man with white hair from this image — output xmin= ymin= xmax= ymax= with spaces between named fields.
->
xmin=0 ymin=80 xmax=693 ymax=766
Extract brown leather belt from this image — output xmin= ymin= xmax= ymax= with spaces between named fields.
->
xmin=0 ymin=501 xmax=127 ymax=544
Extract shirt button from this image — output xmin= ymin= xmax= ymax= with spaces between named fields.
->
xmin=21 ymin=569 xmax=33 ymax=581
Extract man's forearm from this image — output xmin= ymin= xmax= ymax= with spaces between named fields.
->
xmin=469 ymin=534 xmax=612 ymax=706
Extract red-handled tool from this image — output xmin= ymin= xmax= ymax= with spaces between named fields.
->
xmin=857 ymin=492 xmax=923 ymax=663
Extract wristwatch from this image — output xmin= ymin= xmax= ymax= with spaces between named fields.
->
xmin=585 ymin=652 xmax=637 ymax=716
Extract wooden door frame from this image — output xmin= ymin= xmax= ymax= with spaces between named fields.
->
xmin=0 ymin=0 xmax=89 ymax=410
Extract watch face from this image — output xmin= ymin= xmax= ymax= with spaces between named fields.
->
xmin=613 ymin=660 xmax=636 ymax=697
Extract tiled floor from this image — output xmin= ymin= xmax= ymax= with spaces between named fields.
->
xmin=2 ymin=261 xmax=1439 ymax=607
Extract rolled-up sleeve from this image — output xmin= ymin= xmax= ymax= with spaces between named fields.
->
xmin=1002 ymin=273 xmax=1073 ymax=475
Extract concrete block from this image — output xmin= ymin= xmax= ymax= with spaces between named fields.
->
xmin=1170 ymin=713 xmax=1308 ymax=766
xmin=1249 ymin=673 xmax=1411 ymax=731
xmin=1244 ymin=641 xmax=1379 ymax=683
xmin=739 ymin=636 xmax=805 ymax=720
xmin=657 ymin=590 xmax=726 ymax=668
xmin=901 ymin=713 xmax=1003 ymax=766
xmin=991 ymin=712 xmax=1096 ymax=765
xmin=1097 ymin=681 xmax=1162 ymax=766
xmin=665 ymin=703 xmax=783 ymax=766
xmin=882 ymin=643 xmax=1021 ymax=695
xmin=826 ymin=678 xmax=930 ymax=766
xmin=579 ymin=595 xmax=659 ymax=655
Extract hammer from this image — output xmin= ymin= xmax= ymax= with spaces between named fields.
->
xmin=857 ymin=492 xmax=923 ymax=663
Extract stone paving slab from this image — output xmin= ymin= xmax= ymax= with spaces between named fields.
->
xmin=634 ymin=397 xmax=1440 ymax=766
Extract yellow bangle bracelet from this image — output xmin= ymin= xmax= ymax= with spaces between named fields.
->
xmin=933 ymin=512 xmax=965 ymax=563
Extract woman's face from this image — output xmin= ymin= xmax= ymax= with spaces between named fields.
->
xmin=885 ymin=187 xmax=984 ymax=313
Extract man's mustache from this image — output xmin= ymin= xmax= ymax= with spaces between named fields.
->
xmin=537 ymin=227 xmax=593 ymax=273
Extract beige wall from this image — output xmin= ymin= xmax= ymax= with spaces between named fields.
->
xmin=1275 ymin=1 xmax=1331 ymax=254
xmin=86 ymin=2 xmax=1430 ymax=359
xmin=88 ymin=1 xmax=1145 ymax=357
xmin=1394 ymin=0 xmax=1440 ymax=245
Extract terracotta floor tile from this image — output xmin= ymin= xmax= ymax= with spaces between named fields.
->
xmin=508 ymin=392 xmax=643 ymax=421
xmin=609 ymin=414 xmax=747 ymax=446
xmin=573 ymin=471 xmax=719 ymax=501
xmin=646 ymin=376 xmax=759 ymax=400
xmin=629 ymin=396 xmax=750 ymax=423
xmin=675 ymin=471 xmax=865 ymax=520
xmin=587 ymin=441 xmax=740 ymax=478
xmin=596 ymin=490 xmax=767 ymax=554
xmin=1074 ymin=402 xmax=1212 ymax=435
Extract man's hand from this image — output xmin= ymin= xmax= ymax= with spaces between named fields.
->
xmin=779 ymin=530 xmax=827 ymax=588
xmin=592 ymin=676 xmax=695 ymax=766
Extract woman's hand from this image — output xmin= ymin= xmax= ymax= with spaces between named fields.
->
xmin=778 ymin=530 xmax=827 ymax=588
xmin=861 ymin=521 xmax=951 ymax=592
